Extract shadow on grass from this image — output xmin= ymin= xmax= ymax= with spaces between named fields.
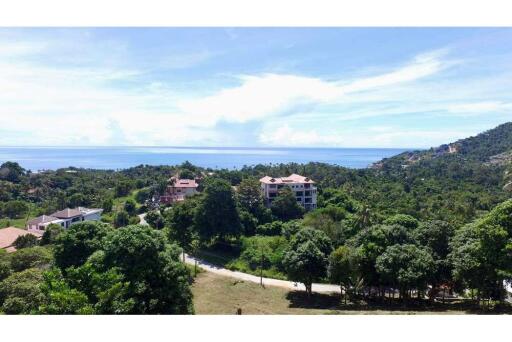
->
xmin=285 ymin=291 xmax=512 ymax=314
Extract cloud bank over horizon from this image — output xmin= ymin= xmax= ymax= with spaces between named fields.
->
xmin=0 ymin=28 xmax=511 ymax=148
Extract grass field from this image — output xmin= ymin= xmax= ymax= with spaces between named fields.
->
xmin=191 ymin=271 xmax=494 ymax=315
xmin=0 ymin=217 xmax=31 ymax=229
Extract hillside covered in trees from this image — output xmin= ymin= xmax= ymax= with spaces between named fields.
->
xmin=1 ymin=122 xmax=512 ymax=314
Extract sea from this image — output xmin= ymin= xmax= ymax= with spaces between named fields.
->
xmin=0 ymin=146 xmax=410 ymax=171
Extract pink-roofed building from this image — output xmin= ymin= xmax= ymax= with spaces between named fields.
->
xmin=0 ymin=227 xmax=43 ymax=253
xmin=160 ymin=177 xmax=199 ymax=204
xmin=259 ymin=173 xmax=317 ymax=210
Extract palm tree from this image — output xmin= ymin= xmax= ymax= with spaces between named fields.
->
xmin=354 ymin=204 xmax=373 ymax=229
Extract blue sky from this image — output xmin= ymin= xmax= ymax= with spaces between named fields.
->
xmin=0 ymin=28 xmax=511 ymax=147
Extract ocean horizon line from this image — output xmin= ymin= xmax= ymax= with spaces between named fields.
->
xmin=0 ymin=145 xmax=420 ymax=150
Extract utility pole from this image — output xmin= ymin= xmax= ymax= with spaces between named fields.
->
xmin=260 ymin=246 xmax=263 ymax=286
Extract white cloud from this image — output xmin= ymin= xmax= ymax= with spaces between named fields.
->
xmin=259 ymin=125 xmax=345 ymax=146
xmin=446 ymin=101 xmax=512 ymax=116
xmin=258 ymin=125 xmax=478 ymax=148
xmin=339 ymin=49 xmax=452 ymax=93
xmin=0 ymin=33 xmax=508 ymax=148
xmin=177 ymin=50 xmax=452 ymax=126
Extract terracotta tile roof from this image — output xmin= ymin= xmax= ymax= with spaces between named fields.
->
xmin=0 ymin=227 xmax=42 ymax=251
xmin=51 ymin=208 xmax=83 ymax=219
xmin=27 ymin=215 xmax=61 ymax=226
xmin=169 ymin=178 xmax=198 ymax=188
xmin=259 ymin=173 xmax=315 ymax=185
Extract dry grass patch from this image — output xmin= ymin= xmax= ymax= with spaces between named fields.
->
xmin=191 ymin=271 xmax=473 ymax=315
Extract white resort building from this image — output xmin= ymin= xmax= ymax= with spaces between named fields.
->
xmin=26 ymin=207 xmax=103 ymax=232
xmin=259 ymin=173 xmax=317 ymax=210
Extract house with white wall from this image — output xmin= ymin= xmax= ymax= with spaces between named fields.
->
xmin=160 ymin=177 xmax=199 ymax=204
xmin=26 ymin=215 xmax=64 ymax=232
xmin=26 ymin=207 xmax=103 ymax=232
xmin=259 ymin=173 xmax=317 ymax=210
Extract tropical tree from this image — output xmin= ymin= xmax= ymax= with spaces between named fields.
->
xmin=114 ymin=210 xmax=130 ymax=228
xmin=270 ymin=187 xmax=304 ymax=221
xmin=0 ymin=162 xmax=26 ymax=183
xmin=100 ymin=225 xmax=194 ymax=314
xmin=376 ymin=244 xmax=436 ymax=300
xmin=414 ymin=220 xmax=455 ymax=297
xmin=53 ymin=221 xmax=112 ymax=270
xmin=0 ymin=257 xmax=11 ymax=281
xmin=135 ymin=188 xmax=151 ymax=204
xmin=13 ymin=234 xmax=39 ymax=249
xmin=38 ymin=268 xmax=94 ymax=314
xmin=2 ymin=200 xmax=29 ymax=219
xmin=40 ymin=223 xmax=65 ymax=245
xmin=194 ymin=178 xmax=241 ymax=242
xmin=114 ymin=180 xmax=133 ymax=197
xmin=328 ymin=245 xmax=360 ymax=304
xmin=102 ymin=198 xmax=113 ymax=213
xmin=0 ymin=268 xmax=44 ymax=314
xmin=350 ymin=224 xmax=413 ymax=290
xmin=145 ymin=210 xmax=165 ymax=229
xmin=167 ymin=199 xmax=198 ymax=257
xmin=450 ymin=199 xmax=512 ymax=301
xmin=383 ymin=214 xmax=419 ymax=230
xmin=9 ymin=246 xmax=53 ymax=272
xmin=282 ymin=227 xmax=332 ymax=296
xmin=353 ymin=204 xmax=374 ymax=230
xmin=124 ymin=199 xmax=137 ymax=216
xmin=237 ymin=177 xmax=271 ymax=224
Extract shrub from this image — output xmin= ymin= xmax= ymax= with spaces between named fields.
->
xmin=14 ymin=234 xmax=39 ymax=249
xmin=40 ymin=223 xmax=65 ymax=245
xmin=383 ymin=214 xmax=419 ymax=230
xmin=0 ymin=268 xmax=44 ymax=314
xmin=239 ymin=235 xmax=289 ymax=271
xmin=10 ymin=246 xmax=53 ymax=272
xmin=3 ymin=200 xmax=29 ymax=219
xmin=0 ymin=258 xmax=11 ymax=281
xmin=255 ymin=221 xmax=283 ymax=236
xmin=114 ymin=211 xmax=130 ymax=228
xmin=124 ymin=199 xmax=137 ymax=216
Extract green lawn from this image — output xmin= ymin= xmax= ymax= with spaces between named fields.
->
xmin=195 ymin=248 xmax=287 ymax=280
xmin=0 ymin=217 xmax=31 ymax=229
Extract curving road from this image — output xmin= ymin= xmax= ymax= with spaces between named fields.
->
xmin=140 ymin=210 xmax=338 ymax=294
xmin=138 ymin=213 xmax=148 ymax=225
xmin=183 ymin=253 xmax=340 ymax=294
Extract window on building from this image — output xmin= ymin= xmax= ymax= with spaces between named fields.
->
xmin=305 ymin=198 xmax=312 ymax=203
xmin=295 ymin=191 xmax=303 ymax=196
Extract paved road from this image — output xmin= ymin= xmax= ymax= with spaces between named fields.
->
xmin=138 ymin=211 xmax=337 ymax=293
xmin=183 ymin=253 xmax=340 ymax=294
xmin=138 ymin=213 xmax=148 ymax=225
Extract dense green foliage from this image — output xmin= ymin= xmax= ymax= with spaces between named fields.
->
xmin=194 ymin=178 xmax=242 ymax=242
xmin=0 ymin=222 xmax=195 ymax=314
xmin=283 ymin=227 xmax=333 ymax=295
xmin=270 ymin=187 xmax=305 ymax=221
xmin=450 ymin=199 xmax=512 ymax=300
xmin=1 ymin=123 xmax=512 ymax=313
